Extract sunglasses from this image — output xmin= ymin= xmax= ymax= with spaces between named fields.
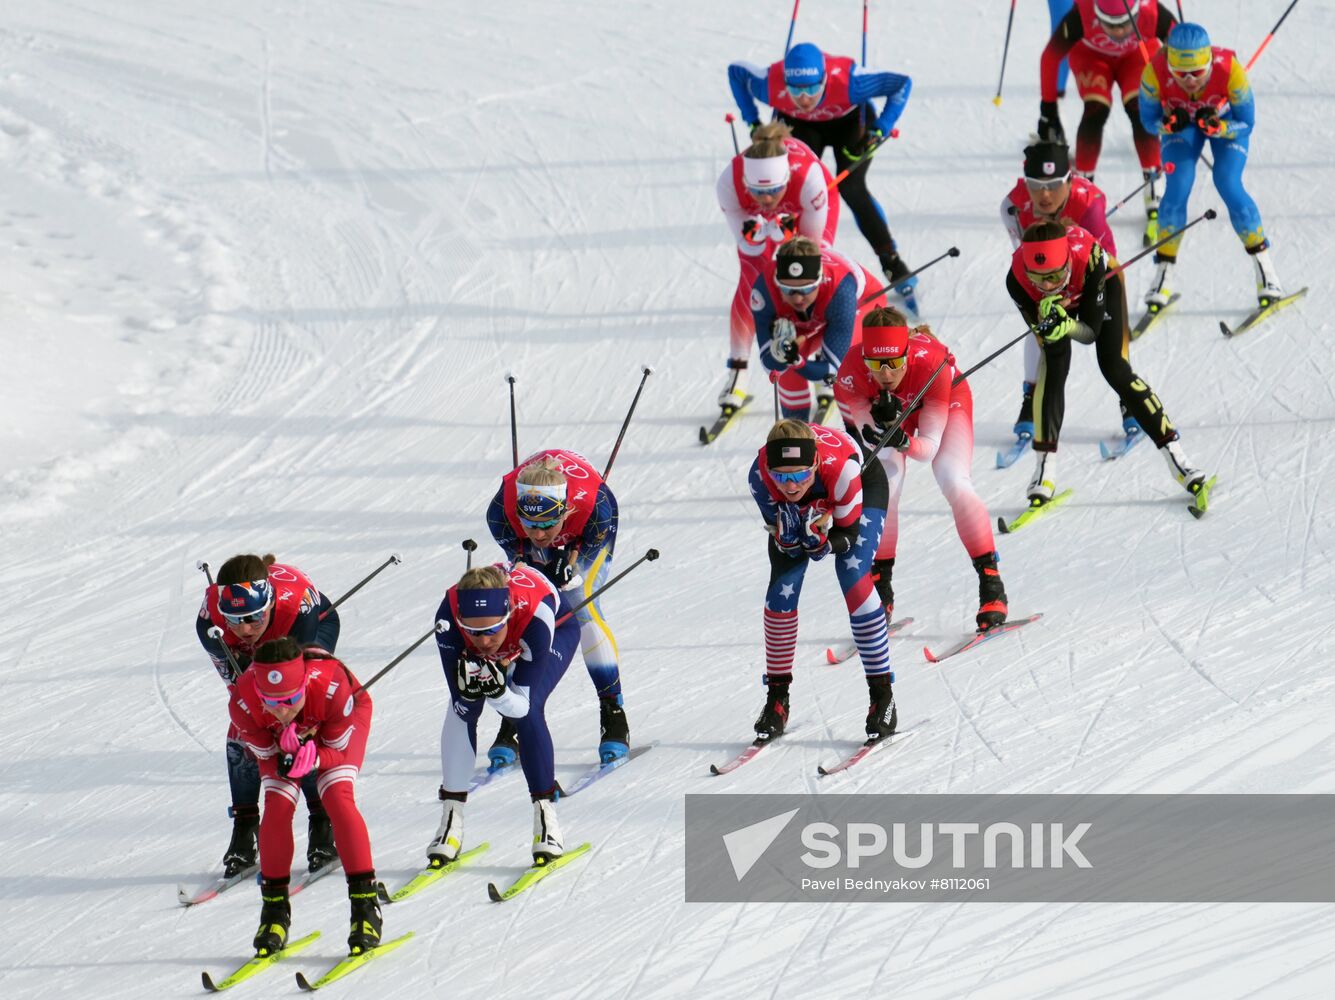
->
xmin=261 ymin=688 xmax=305 ymax=708
xmin=520 ymin=515 xmax=563 ymax=530
xmin=1170 ymin=66 xmax=1210 ymax=81
xmin=458 ymin=613 xmax=511 ymax=636
xmin=1025 ymin=174 xmax=1070 ymax=192
xmin=1025 ymin=264 xmax=1070 ymax=289
xmin=777 ymin=279 xmax=821 ymax=297
xmin=746 ymin=182 xmax=787 ymax=197
xmin=788 ymin=83 xmax=823 ymax=98
xmin=864 ymin=356 xmax=908 ymax=371
xmin=222 ymin=608 xmax=268 ymax=625
xmin=771 ymin=467 xmax=815 ymax=485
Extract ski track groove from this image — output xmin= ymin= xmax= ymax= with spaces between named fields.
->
xmin=936 ymin=659 xmax=1004 ymax=767
xmin=962 ymin=903 xmax=1077 ymax=999
xmin=1141 ymin=602 xmax=1240 ymax=707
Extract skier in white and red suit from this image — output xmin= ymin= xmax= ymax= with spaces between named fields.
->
xmin=714 ymin=121 xmax=839 ymax=414
xmin=753 ymin=236 xmax=884 ymax=420
xmin=833 ymin=308 xmax=1009 ymax=633
xmin=229 ymin=637 xmax=381 ymax=958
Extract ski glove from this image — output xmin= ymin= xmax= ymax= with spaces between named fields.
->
xmin=1037 ymin=102 xmax=1066 ymax=144
xmin=741 ymin=216 xmax=767 ymax=246
xmin=870 ymin=391 xmax=902 ymax=427
xmin=841 ymin=128 xmax=884 ymax=165
xmin=777 ymin=214 xmax=799 ymax=240
xmin=1193 ymin=105 xmax=1224 ymax=137
xmin=1035 ymin=295 xmax=1078 ymax=343
xmin=283 ymin=740 xmax=319 ymax=780
xmin=543 ymin=555 xmax=577 ymax=589
xmin=457 ymin=656 xmax=507 ymax=701
xmin=1162 ymin=106 xmax=1192 ymax=135
xmin=769 ymin=317 xmax=800 ymax=365
xmin=773 ymin=502 xmax=806 ymax=553
xmin=279 ymin=723 xmax=304 ymax=754
xmin=801 ymin=508 xmax=831 ymax=560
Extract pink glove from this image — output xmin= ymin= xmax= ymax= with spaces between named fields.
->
xmin=279 ymin=723 xmax=302 ymax=753
xmin=285 ymin=739 xmax=319 ymax=779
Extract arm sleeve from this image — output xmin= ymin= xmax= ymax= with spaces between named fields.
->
xmin=1075 ymin=249 xmax=1112 ymax=330
xmin=796 ymin=167 xmax=831 ymax=243
xmin=727 ymin=61 xmax=769 ymax=125
xmin=229 ymin=697 xmax=279 ymax=767
xmin=904 ymin=375 xmax=951 ymax=464
xmin=850 ymin=69 xmax=911 ymax=134
xmin=752 ymin=280 xmax=782 ymax=372
xmin=287 ymin=604 xmax=319 ymax=647
xmin=747 ymin=458 xmax=779 ymax=527
xmin=1223 ymin=58 xmax=1254 ymax=139
xmin=1154 ymin=2 xmax=1177 ymax=40
xmin=1080 ymin=194 xmax=1117 ymax=257
xmin=1040 ymin=12 xmax=1082 ymax=102
xmin=829 ymin=456 xmax=864 ymax=528
xmin=717 ymin=167 xmax=767 ymax=257
xmin=577 ymin=486 xmax=616 ymax=559
xmin=486 ymin=487 xmax=524 ymax=563
xmin=434 ymin=598 xmax=465 ymax=678
xmin=1001 ymin=195 xmax=1023 ymax=248
xmin=1138 ymin=64 xmax=1165 ymax=133
xmin=312 ymin=670 xmax=362 ymax=768
xmin=796 ymin=274 xmax=857 ymax=382
xmin=1007 ymin=270 xmax=1042 ymax=328
xmin=196 ymin=610 xmax=236 ymax=684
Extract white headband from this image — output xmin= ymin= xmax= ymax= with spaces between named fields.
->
xmin=743 ymin=154 xmax=790 ymax=190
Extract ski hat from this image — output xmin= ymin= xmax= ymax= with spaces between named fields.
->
xmin=1021 ymin=234 xmax=1070 ymax=274
xmin=1094 ymin=0 xmax=1136 ymax=25
xmin=515 ymin=481 xmax=567 ymax=523
xmin=784 ymin=43 xmax=825 ymax=86
xmin=217 ymin=578 xmax=273 ymax=621
xmin=1023 ymin=140 xmax=1071 ymax=181
xmin=1167 ymin=23 xmax=1212 ymax=72
xmin=255 ymin=653 xmax=307 ymax=702
xmin=862 ymin=322 xmax=910 ymax=360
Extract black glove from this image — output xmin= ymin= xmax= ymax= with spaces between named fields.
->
xmin=870 ymin=391 xmax=902 ymax=427
xmin=1038 ymin=101 xmax=1066 ymax=143
xmin=456 ymin=655 xmax=506 ymax=700
xmin=777 ymin=214 xmax=798 ymax=239
xmin=542 ymin=555 xmax=576 ymax=588
xmin=1164 ymin=106 xmax=1192 ymax=134
xmin=742 ymin=218 xmax=760 ymax=242
xmin=1192 ymin=105 xmax=1223 ymax=136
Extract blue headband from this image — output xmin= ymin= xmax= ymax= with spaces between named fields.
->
xmin=458 ymin=587 xmax=510 ymax=617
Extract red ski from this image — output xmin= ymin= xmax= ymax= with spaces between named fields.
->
xmin=817 ymin=729 xmax=919 ymax=776
xmin=923 ymin=614 xmax=1043 ymax=664
xmin=823 ymin=617 xmax=915 ymax=663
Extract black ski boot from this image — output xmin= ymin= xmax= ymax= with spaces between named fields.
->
xmin=753 ymin=678 xmax=790 ymax=742
xmin=222 ymin=805 xmax=260 ymax=879
xmin=306 ymin=804 xmax=337 ymax=873
xmin=865 ymin=674 xmax=898 ymax=742
xmin=346 ymin=874 xmax=383 ymax=955
xmin=488 ymin=716 xmax=520 ymax=769
xmin=871 ymin=557 xmax=895 ymax=621
xmin=973 ymin=552 xmax=1009 ymax=631
xmin=598 ymin=696 xmax=630 ymax=763
xmin=252 ymin=879 xmax=291 ymax=957
xmin=1014 ymin=382 xmax=1035 ymax=438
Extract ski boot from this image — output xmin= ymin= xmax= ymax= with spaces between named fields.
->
xmin=1142 ymin=169 xmax=1161 ymax=246
xmin=428 ymin=790 xmax=465 ymax=865
xmin=1144 ymin=256 xmax=1175 ymax=309
xmin=1027 ymin=450 xmax=1057 ymax=503
xmin=881 ymin=250 xmax=919 ymax=303
xmin=717 ymin=358 xmax=750 ymax=412
xmin=1014 ymin=381 xmax=1035 ymax=439
xmin=972 ymin=552 xmax=1009 ymax=631
xmin=753 ymin=677 xmax=790 ymax=742
xmin=488 ymin=716 xmax=520 ymax=770
xmin=598 ymin=696 xmax=630 ymax=763
xmin=253 ymin=879 xmax=291 ymax=957
xmin=871 ymin=557 xmax=895 ymax=623
xmin=1249 ymin=242 xmax=1285 ymax=308
xmin=306 ymin=804 xmax=337 ymax=874
xmin=814 ymin=385 xmax=835 ymax=423
xmin=531 ymin=796 xmax=564 ymax=864
xmin=865 ymin=673 xmax=898 ymax=742
xmin=1121 ymin=404 xmax=1140 ymax=440
xmin=1160 ymin=437 xmax=1207 ymax=495
xmin=222 ymin=805 xmax=260 ymax=879
xmin=346 ymin=874 xmax=383 ymax=955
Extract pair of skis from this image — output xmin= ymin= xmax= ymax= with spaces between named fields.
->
xmin=179 ymin=857 xmax=341 ymax=909
xmin=1133 ymin=287 xmax=1308 ymax=341
xmin=200 ymin=929 xmax=417 ymax=993
xmin=709 ymin=725 xmax=921 ymax=778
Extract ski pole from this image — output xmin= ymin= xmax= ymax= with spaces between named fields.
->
xmin=206 ymin=625 xmax=245 ymax=683
xmin=858 ymin=246 xmax=960 ymax=307
xmin=724 ymin=113 xmax=741 ymax=156
xmin=197 ymin=560 xmax=215 ymax=586
xmin=783 ymin=0 xmax=802 ymax=56
xmin=353 ymin=620 xmax=451 ymax=697
xmin=556 ymin=548 xmax=660 ymax=626
xmin=1176 ymin=1 xmax=1184 ymax=20
xmin=858 ymin=357 xmax=949 ymax=473
xmin=827 ymin=128 xmax=899 ymax=191
xmin=993 ymin=0 xmax=1018 ymax=106
xmin=506 ymin=373 xmax=519 ymax=469
xmin=602 ymin=366 xmax=653 ymax=480
xmin=1105 ymin=163 xmax=1175 ymax=218
xmin=1121 ymin=0 xmax=1151 ymax=64
xmin=462 ymin=538 xmax=477 ymax=570
xmin=861 ymin=0 xmax=869 ymax=66
xmin=1247 ymin=0 xmax=1301 ymax=72
xmin=324 ymin=553 xmax=401 ymax=616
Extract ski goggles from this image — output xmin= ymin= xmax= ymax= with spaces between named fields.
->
xmin=519 ymin=514 xmax=563 ymax=530
xmin=1025 ymin=263 xmax=1071 ymax=291
xmin=788 ymin=83 xmax=823 ymax=98
xmin=1169 ymin=66 xmax=1210 ymax=84
xmin=222 ymin=607 xmax=269 ymax=625
xmin=777 ymin=279 xmax=821 ymax=297
xmin=260 ymin=689 xmax=306 ymax=708
xmin=746 ymin=182 xmax=788 ymax=198
xmin=457 ymin=613 xmax=512 ymax=636
xmin=864 ymin=355 xmax=908 ymax=371
xmin=770 ymin=467 xmax=815 ymax=485
xmin=1024 ymin=173 xmax=1070 ymax=193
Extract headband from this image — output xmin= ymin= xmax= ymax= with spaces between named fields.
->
xmin=743 ymin=154 xmax=790 ymax=190
xmin=776 ymin=254 xmax=822 ymax=283
xmin=863 ymin=324 xmax=911 ymax=359
xmin=457 ymin=587 xmax=511 ymax=618
xmin=765 ymin=438 xmax=818 ymax=469
xmin=1021 ymin=237 xmax=1070 ymax=273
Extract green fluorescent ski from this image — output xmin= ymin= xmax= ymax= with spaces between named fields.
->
xmin=487 ymin=842 xmax=592 ymax=902
xmin=381 ymin=842 xmax=490 ymax=903
xmin=201 ymin=931 xmax=321 ymax=992
xmin=295 ymin=932 xmax=415 ymax=991
xmin=998 ymin=488 xmax=1074 ymax=534
xmin=1188 ymin=476 xmax=1218 ymax=520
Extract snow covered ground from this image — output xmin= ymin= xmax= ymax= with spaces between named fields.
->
xmin=2 ymin=1 xmax=1333 ymax=997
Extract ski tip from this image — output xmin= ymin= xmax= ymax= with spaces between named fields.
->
xmin=698 ymin=427 xmax=709 ymax=444
xmin=922 ymin=645 xmax=939 ymax=663
xmin=1188 ymin=504 xmax=1206 ymax=520
xmin=295 ymin=971 xmax=317 ymax=992
xmin=487 ymin=882 xmax=504 ymax=903
xmin=816 ymin=765 xmax=831 ymax=776
xmin=708 ymin=763 xmax=724 ymax=775
xmin=1098 ymin=441 xmax=1112 ymax=461
xmin=1219 ymin=320 xmax=1233 ymax=338
xmin=202 ymin=971 xmax=219 ymax=992
xmin=997 ymin=517 xmax=1011 ymax=535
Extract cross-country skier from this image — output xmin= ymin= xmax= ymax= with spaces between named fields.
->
xmin=196 ymin=554 xmax=339 ymax=879
xmin=1038 ymin=0 xmax=1176 ymax=241
xmin=429 ymin=563 xmax=580 ymax=867
xmin=1006 ymin=220 xmax=1211 ymax=502
xmin=1138 ymin=22 xmax=1285 ymax=309
xmin=752 ymin=236 xmax=884 ymax=421
xmin=1047 ymin=0 xmax=1077 ymax=97
xmin=715 ymin=122 xmax=839 ymax=417
xmin=746 ymin=420 xmax=898 ymax=742
xmin=485 ymin=449 xmax=628 ymax=766
xmin=1001 ymin=139 xmax=1128 ymax=446
xmin=229 ymin=637 xmax=381 ymax=958
xmin=833 ymin=308 xmax=1009 ymax=630
xmin=727 ymin=42 xmax=916 ymax=294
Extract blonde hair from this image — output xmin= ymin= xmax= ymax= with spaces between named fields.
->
xmin=745 ymin=121 xmax=792 ymax=159
xmin=776 ymin=236 xmax=820 ymax=261
xmin=516 ymin=455 xmax=566 ymax=488
xmin=459 ymin=565 xmax=507 ymax=590
xmin=864 ymin=306 xmax=909 ymax=328
xmin=767 ymin=418 xmax=815 ymax=442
